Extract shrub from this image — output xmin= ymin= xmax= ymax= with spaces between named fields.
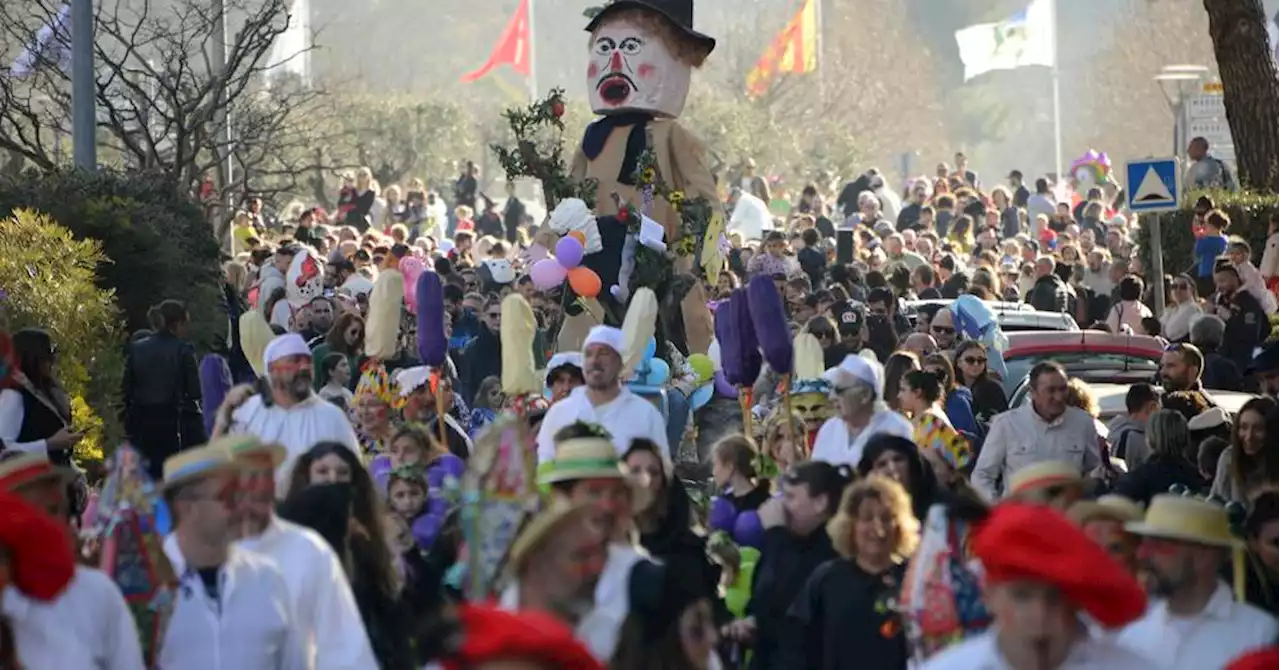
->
xmin=1135 ymin=189 xmax=1278 ymax=286
xmin=0 ymin=169 xmax=225 ymax=351
xmin=0 ymin=209 xmax=124 ymax=464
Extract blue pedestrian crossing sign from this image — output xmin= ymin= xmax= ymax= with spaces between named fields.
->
xmin=1126 ymin=158 xmax=1180 ymax=213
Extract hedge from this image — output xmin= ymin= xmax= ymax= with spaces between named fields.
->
xmin=1135 ymin=189 xmax=1278 ymax=287
xmin=0 ymin=169 xmax=226 ymax=351
xmin=0 ymin=209 xmax=124 ymax=464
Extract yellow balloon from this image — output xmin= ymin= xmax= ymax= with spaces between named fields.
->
xmin=688 ymin=353 xmax=715 ymax=384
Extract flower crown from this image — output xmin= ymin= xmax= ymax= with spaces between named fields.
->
xmin=356 ymin=364 xmax=404 ymax=409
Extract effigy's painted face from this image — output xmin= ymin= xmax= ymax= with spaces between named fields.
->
xmin=588 ymin=17 xmax=690 ymax=117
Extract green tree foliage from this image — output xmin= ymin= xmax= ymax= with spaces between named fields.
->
xmin=0 ymin=209 xmax=123 ymax=462
xmin=0 ymin=169 xmax=225 ymax=351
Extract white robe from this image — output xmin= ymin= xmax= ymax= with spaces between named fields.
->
xmin=535 ymin=387 xmax=668 ymax=464
xmin=810 ymin=411 xmax=914 ymax=468
xmin=2 ymin=566 xmax=145 ymax=670
xmin=236 ymin=517 xmax=376 ymax=670
xmin=228 ymin=394 xmax=361 ymax=494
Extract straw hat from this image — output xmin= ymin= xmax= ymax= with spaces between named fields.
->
xmin=1125 ymin=494 xmax=1243 ymax=548
xmin=162 ymin=443 xmax=243 ymax=491
xmin=218 ymin=434 xmax=287 ymax=469
xmin=0 ymin=453 xmax=75 ymax=492
xmin=539 ymin=437 xmax=631 ymax=485
xmin=538 ymin=436 xmax=652 ymax=511
xmin=507 ymin=500 xmax=596 ymax=575
xmin=1007 ymin=461 xmax=1083 ymax=497
xmin=1068 ymin=494 xmax=1145 ymax=526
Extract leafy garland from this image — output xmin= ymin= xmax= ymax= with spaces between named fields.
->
xmin=490 ymin=89 xmax=597 ymax=211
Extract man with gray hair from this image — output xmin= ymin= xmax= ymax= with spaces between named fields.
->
xmin=1026 ymin=255 xmax=1070 ymax=313
xmin=810 ymin=354 xmax=912 ymax=467
xmin=1189 ymin=315 xmax=1245 ymax=391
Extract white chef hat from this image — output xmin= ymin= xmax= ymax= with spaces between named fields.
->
xmin=396 ymin=365 xmax=433 ymax=397
xmin=545 ymin=352 xmax=584 ymax=383
xmin=263 ymin=333 xmax=310 ymax=371
xmin=822 ymin=353 xmax=884 ymax=399
xmin=582 ymin=325 xmax=624 ymax=357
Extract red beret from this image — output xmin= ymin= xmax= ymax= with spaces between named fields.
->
xmin=444 ymin=604 xmax=602 ymax=670
xmin=972 ymin=503 xmax=1146 ymax=628
xmin=1227 ymin=646 xmax=1279 ymax=670
xmin=0 ymin=490 xmax=75 ymax=601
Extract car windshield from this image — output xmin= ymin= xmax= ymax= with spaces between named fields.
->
xmin=1002 ymin=352 xmax=1160 ymax=397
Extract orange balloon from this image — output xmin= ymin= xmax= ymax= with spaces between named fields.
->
xmin=568 ymin=231 xmax=587 ymax=245
xmin=567 ymin=266 xmax=602 ymax=298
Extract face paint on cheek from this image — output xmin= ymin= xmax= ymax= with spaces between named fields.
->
xmin=637 ymin=63 xmax=655 ymax=78
xmin=588 ymin=62 xmax=599 ymax=78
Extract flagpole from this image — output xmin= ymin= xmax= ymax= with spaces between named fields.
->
xmin=1049 ymin=0 xmax=1062 ymax=181
xmin=815 ymin=0 xmax=824 ymax=105
xmin=526 ymin=0 xmax=538 ymax=102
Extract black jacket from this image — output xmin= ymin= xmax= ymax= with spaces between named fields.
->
xmin=459 ymin=326 xmax=502 ymax=406
xmin=1200 ymin=349 xmax=1245 ymax=392
xmin=1025 ymin=274 xmax=1070 ymax=313
xmin=797 ymin=247 xmax=826 ymax=291
xmin=638 ymin=480 xmax=724 ymax=619
xmin=779 ymin=559 xmax=910 ymax=670
xmin=122 ymin=331 xmax=206 ymax=447
xmin=1113 ymin=455 xmax=1206 ymax=506
xmin=747 ymin=526 xmax=838 ymax=670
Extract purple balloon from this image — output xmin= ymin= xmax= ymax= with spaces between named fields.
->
xmin=714 ymin=371 xmax=737 ymax=398
xmin=530 ymin=258 xmax=568 ymax=290
xmin=555 ymin=236 xmax=585 ymax=269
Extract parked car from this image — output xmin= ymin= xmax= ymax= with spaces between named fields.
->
xmin=999 ymin=331 xmax=1165 ymax=398
xmin=903 ymin=300 xmax=1078 ymax=333
xmin=1008 ymin=381 xmax=1256 ymax=424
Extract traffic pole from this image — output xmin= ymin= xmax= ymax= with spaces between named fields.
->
xmin=1149 ymin=212 xmax=1166 ymax=317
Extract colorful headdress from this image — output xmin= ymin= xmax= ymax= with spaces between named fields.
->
xmin=356 ymin=363 xmax=404 ymax=409
xmin=789 ymin=331 xmax=829 ymax=396
xmin=1069 ymin=149 xmax=1112 ymax=185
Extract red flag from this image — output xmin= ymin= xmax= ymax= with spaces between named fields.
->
xmin=461 ymin=0 xmax=531 ymax=83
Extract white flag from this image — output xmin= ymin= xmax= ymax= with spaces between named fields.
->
xmin=954 ymin=0 xmax=1054 ymax=81
xmin=9 ymin=4 xmax=71 ymax=78
xmin=265 ymin=0 xmax=311 ymax=87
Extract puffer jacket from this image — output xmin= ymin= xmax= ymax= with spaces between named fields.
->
xmin=1025 ymin=274 xmax=1070 ymax=313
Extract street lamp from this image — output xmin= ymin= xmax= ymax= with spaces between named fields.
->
xmin=1155 ymin=65 xmax=1208 ymax=162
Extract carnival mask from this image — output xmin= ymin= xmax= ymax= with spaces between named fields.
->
xmin=286 ymin=248 xmax=323 ymax=308
xmin=587 ymin=17 xmax=691 ymax=117
xmin=791 ymin=391 xmax=832 ymax=429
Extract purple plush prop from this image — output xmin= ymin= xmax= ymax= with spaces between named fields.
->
xmin=747 ymin=276 xmax=793 ymax=374
xmin=715 ymin=289 xmax=761 ymax=387
xmin=198 ymin=354 xmax=231 ymax=437
xmin=416 ymin=271 xmax=448 ymax=367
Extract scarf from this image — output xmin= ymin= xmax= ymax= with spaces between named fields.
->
xmin=581 ymin=112 xmax=654 ymax=186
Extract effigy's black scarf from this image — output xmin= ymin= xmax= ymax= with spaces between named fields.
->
xmin=581 ymin=112 xmax=654 ymax=185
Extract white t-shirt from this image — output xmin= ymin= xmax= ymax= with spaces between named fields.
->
xmin=810 ymin=410 xmax=914 ymax=468
xmin=228 ymin=394 xmax=361 ymax=493
xmin=535 ymin=386 xmax=668 ymax=463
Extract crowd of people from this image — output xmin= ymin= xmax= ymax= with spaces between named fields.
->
xmin=0 ymin=141 xmax=1277 ymax=670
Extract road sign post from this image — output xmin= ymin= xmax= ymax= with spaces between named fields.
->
xmin=1126 ymin=157 xmax=1182 ymax=319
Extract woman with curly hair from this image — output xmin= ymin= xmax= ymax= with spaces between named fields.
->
xmin=778 ymin=476 xmax=917 ymax=669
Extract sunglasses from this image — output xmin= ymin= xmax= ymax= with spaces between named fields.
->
xmin=931 ymin=325 xmax=955 ymax=334
xmin=1173 ymin=283 xmax=1192 ymax=290
xmin=961 ymin=356 xmax=987 ymax=366
xmin=486 ymin=312 xmax=502 ymax=319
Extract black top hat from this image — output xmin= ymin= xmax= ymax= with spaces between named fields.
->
xmin=585 ymin=0 xmax=716 ymax=55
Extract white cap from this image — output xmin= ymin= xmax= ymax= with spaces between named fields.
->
xmin=822 ymin=353 xmax=884 ymax=398
xmin=545 ymin=352 xmax=584 ymax=383
xmin=263 ymin=333 xmax=310 ymax=371
xmin=582 ymin=325 xmax=624 ymax=357
xmin=396 ymin=365 xmax=433 ymax=397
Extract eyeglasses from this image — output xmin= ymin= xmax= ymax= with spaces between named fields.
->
xmin=961 ymin=356 xmax=987 ymax=366
xmin=932 ymin=325 xmax=955 ymax=335
xmin=486 ymin=312 xmax=502 ymax=320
